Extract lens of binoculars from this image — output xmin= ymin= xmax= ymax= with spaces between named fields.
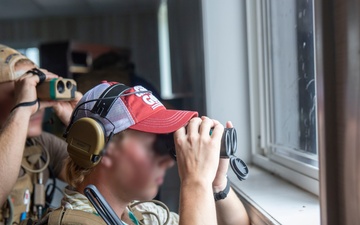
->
xmin=57 ymin=80 xmax=65 ymax=93
xmin=220 ymin=128 xmax=237 ymax=158
xmin=36 ymin=78 xmax=77 ymax=100
xmin=56 ymin=80 xmax=75 ymax=94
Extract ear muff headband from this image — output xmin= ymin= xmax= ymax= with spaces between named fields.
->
xmin=91 ymin=83 xmax=131 ymax=117
xmin=66 ymin=84 xmax=131 ymax=168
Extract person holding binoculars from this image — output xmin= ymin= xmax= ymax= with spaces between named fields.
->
xmin=34 ymin=82 xmax=249 ymax=225
xmin=0 ymin=44 xmax=82 ymax=224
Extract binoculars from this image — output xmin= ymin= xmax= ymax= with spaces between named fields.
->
xmin=36 ymin=78 xmax=77 ymax=100
xmin=216 ymin=128 xmax=249 ymax=181
xmin=155 ymin=127 xmax=249 ymax=181
xmin=216 ymin=128 xmax=238 ymax=158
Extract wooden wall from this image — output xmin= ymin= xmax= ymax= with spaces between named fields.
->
xmin=316 ymin=0 xmax=360 ymax=224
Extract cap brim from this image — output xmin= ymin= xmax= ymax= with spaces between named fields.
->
xmin=129 ymin=109 xmax=198 ymax=134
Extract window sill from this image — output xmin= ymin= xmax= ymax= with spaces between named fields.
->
xmin=229 ymin=166 xmax=320 ymax=225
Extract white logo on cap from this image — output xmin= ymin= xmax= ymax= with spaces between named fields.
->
xmin=134 ymin=86 xmax=163 ymax=109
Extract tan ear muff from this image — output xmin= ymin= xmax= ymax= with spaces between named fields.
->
xmin=65 ymin=84 xmax=131 ymax=169
xmin=66 ymin=117 xmax=106 ymax=169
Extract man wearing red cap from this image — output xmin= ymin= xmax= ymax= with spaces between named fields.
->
xmin=0 ymin=44 xmax=82 ymax=224
xmin=36 ymin=82 xmax=249 ymax=225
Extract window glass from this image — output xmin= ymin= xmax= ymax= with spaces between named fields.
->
xmin=267 ymin=0 xmax=318 ymax=167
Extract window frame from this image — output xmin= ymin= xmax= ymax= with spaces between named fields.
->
xmin=246 ymin=0 xmax=319 ymax=195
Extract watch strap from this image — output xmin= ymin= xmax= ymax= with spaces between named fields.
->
xmin=214 ymin=178 xmax=230 ymax=201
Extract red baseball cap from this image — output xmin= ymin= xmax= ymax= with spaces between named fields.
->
xmin=72 ymin=82 xmax=198 ymax=136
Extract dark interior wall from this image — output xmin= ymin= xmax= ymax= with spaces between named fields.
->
xmin=0 ymin=12 xmax=161 ymax=93
xmin=167 ymin=0 xmax=206 ymax=115
xmin=155 ymin=0 xmax=206 ymax=213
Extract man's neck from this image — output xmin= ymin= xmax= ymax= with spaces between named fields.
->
xmin=78 ymin=180 xmax=129 ymax=220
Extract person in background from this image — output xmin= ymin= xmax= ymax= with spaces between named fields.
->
xmin=0 ymin=44 xmax=82 ymax=224
xmin=76 ymin=51 xmax=162 ymax=100
xmin=36 ymin=82 xmax=249 ymax=225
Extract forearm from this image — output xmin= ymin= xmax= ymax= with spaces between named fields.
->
xmin=0 ymin=108 xmax=31 ymax=205
xmin=179 ymin=181 xmax=218 ymax=225
xmin=215 ymin=188 xmax=250 ymax=225
xmin=58 ymin=162 xmax=68 ymax=182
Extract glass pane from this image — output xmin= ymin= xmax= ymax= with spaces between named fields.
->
xmin=269 ymin=0 xmax=317 ymax=161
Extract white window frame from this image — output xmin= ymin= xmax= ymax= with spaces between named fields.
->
xmin=246 ymin=0 xmax=319 ymax=195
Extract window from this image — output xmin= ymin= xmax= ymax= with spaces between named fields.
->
xmin=247 ymin=0 xmax=318 ymax=195
xmin=157 ymin=0 xmax=173 ymax=100
xmin=17 ymin=47 xmax=40 ymax=66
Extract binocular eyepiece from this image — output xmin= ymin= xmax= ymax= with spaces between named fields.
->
xmin=217 ymin=128 xmax=237 ymax=158
xmin=154 ymin=127 xmax=249 ymax=181
xmin=215 ymin=128 xmax=249 ymax=181
xmin=36 ymin=78 xmax=77 ymax=101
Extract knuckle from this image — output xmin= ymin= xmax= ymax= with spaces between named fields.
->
xmin=189 ymin=117 xmax=201 ymax=124
xmin=188 ymin=134 xmax=199 ymax=144
xmin=174 ymin=136 xmax=183 ymax=146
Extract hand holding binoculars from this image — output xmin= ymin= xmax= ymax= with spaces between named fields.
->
xmin=36 ymin=78 xmax=77 ymax=101
xmin=215 ymin=128 xmax=249 ymax=181
xmin=156 ymin=128 xmax=249 ymax=181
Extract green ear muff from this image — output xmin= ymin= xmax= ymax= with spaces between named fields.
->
xmin=66 ymin=117 xmax=106 ymax=168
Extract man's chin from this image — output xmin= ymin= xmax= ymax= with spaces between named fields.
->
xmin=134 ymin=188 xmax=159 ymax=201
xmin=27 ymin=128 xmax=42 ymax=138
xmin=145 ymin=188 xmax=159 ymax=201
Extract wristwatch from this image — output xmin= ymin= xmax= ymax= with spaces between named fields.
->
xmin=214 ymin=178 xmax=230 ymax=201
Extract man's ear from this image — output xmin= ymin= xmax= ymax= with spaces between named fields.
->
xmin=100 ymin=154 xmax=112 ymax=168
xmin=100 ymin=142 xmax=116 ymax=168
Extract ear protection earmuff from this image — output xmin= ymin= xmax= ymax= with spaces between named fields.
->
xmin=65 ymin=83 xmax=131 ymax=169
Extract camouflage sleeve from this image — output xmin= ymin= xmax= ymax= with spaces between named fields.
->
xmin=130 ymin=201 xmax=179 ymax=225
